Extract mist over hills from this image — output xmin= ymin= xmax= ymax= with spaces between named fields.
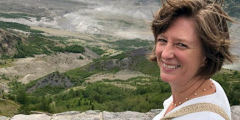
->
xmin=0 ymin=0 xmax=159 ymax=40
xmin=0 ymin=0 xmax=239 ymax=56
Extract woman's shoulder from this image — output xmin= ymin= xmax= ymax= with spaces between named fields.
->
xmin=153 ymin=79 xmax=231 ymax=120
xmin=153 ymin=110 xmax=226 ymax=120
xmin=173 ymin=111 xmax=226 ymax=120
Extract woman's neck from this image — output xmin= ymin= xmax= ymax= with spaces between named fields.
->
xmin=164 ymin=78 xmax=216 ymax=116
xmin=170 ymin=77 xmax=212 ymax=107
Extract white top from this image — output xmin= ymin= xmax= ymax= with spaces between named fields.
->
xmin=153 ymin=79 xmax=231 ymax=120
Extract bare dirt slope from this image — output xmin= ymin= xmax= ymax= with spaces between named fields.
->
xmin=85 ymin=69 xmax=149 ymax=83
xmin=0 ymin=53 xmax=91 ymax=84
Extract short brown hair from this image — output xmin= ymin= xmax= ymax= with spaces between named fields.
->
xmin=149 ymin=0 xmax=234 ymax=79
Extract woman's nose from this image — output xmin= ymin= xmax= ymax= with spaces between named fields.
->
xmin=161 ymin=44 xmax=174 ymax=59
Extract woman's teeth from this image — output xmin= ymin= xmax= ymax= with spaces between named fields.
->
xmin=163 ymin=63 xmax=180 ymax=69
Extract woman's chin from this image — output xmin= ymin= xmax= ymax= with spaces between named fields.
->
xmin=160 ymin=74 xmax=176 ymax=83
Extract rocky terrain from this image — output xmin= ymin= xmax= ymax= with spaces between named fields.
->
xmin=0 ymin=52 xmax=92 ymax=84
xmin=231 ymin=106 xmax=240 ymax=120
xmin=0 ymin=110 xmax=158 ymax=120
xmin=26 ymin=71 xmax=73 ymax=93
xmin=0 ymin=29 xmax=23 ymax=56
xmin=0 ymin=106 xmax=239 ymax=120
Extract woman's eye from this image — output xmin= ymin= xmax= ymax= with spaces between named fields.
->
xmin=177 ymin=43 xmax=188 ymax=49
xmin=158 ymin=39 xmax=167 ymax=43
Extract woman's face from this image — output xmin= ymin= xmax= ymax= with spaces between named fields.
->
xmin=155 ymin=17 xmax=206 ymax=84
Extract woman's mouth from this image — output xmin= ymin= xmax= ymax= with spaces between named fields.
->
xmin=163 ymin=62 xmax=181 ymax=69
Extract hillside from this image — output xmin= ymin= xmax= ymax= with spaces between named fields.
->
xmin=0 ymin=99 xmax=19 ymax=117
xmin=1 ymin=46 xmax=238 ymax=117
xmin=0 ymin=29 xmax=24 ymax=56
xmin=0 ymin=0 xmax=239 ymax=118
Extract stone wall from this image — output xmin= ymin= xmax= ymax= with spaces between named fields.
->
xmin=0 ymin=106 xmax=239 ymax=120
xmin=0 ymin=110 xmax=160 ymax=120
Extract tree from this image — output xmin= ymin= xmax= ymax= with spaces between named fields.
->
xmin=16 ymin=90 xmax=30 ymax=114
xmin=77 ymin=99 xmax=81 ymax=106
xmin=16 ymin=89 xmax=28 ymax=105
xmin=91 ymin=104 xmax=95 ymax=110
xmin=40 ymin=96 xmax=50 ymax=112
xmin=18 ymin=104 xmax=30 ymax=115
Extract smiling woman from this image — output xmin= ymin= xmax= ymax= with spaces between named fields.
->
xmin=149 ymin=0 xmax=234 ymax=120
xmin=155 ymin=17 xmax=205 ymax=84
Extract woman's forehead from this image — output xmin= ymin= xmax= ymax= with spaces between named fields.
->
xmin=157 ymin=17 xmax=200 ymax=44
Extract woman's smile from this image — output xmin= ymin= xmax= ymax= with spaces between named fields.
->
xmin=163 ymin=62 xmax=181 ymax=69
xmin=155 ymin=17 xmax=206 ymax=83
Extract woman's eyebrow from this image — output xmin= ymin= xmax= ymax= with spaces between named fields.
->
xmin=157 ymin=34 xmax=166 ymax=38
xmin=173 ymin=39 xmax=191 ymax=44
xmin=158 ymin=35 xmax=192 ymax=44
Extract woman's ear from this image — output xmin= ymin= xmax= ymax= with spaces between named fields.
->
xmin=201 ymin=56 xmax=207 ymax=67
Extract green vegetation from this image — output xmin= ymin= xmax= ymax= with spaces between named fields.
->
xmin=0 ymin=74 xmax=10 ymax=80
xmin=0 ymin=58 xmax=14 ymax=68
xmin=65 ymin=67 xmax=101 ymax=85
xmin=32 ymin=85 xmax=66 ymax=96
xmin=12 ymin=89 xmax=52 ymax=114
xmin=14 ymin=34 xmax=53 ymax=58
xmin=8 ymin=76 xmax=171 ymax=114
xmin=44 ymin=36 xmax=68 ymax=44
xmin=0 ymin=12 xmax=41 ymax=21
xmin=212 ymin=70 xmax=240 ymax=105
xmin=0 ymin=55 xmax=11 ymax=59
xmin=48 ymin=46 xmax=65 ymax=53
xmin=134 ymin=57 xmax=160 ymax=77
xmin=0 ymin=61 xmax=7 ymax=67
xmin=48 ymin=44 xmax=85 ymax=54
xmin=87 ymin=46 xmax=106 ymax=55
xmin=65 ymin=45 xmax=85 ymax=53
xmin=100 ymin=18 xmax=134 ymax=27
xmin=109 ymin=52 xmax=128 ymax=60
xmin=0 ymin=99 xmax=19 ymax=117
xmin=7 ymin=48 xmax=172 ymax=114
xmin=117 ymin=19 xmax=133 ymax=26
xmin=5 ymin=51 xmax=240 ymax=115
xmin=78 ymin=56 xmax=84 ymax=60
xmin=110 ymin=38 xmax=153 ymax=51
xmin=65 ymin=51 xmax=133 ymax=85
xmin=0 ymin=21 xmax=43 ymax=33
xmin=0 ymin=21 xmax=85 ymax=58
xmin=93 ymin=50 xmax=130 ymax=63
xmin=13 ymin=34 xmax=85 ymax=58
